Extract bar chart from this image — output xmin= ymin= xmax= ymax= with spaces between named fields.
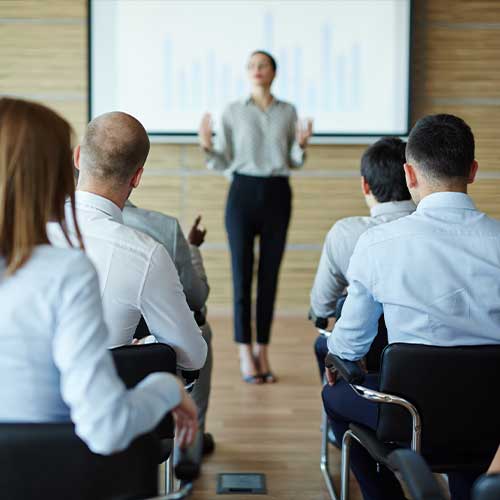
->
xmin=92 ymin=0 xmax=411 ymax=135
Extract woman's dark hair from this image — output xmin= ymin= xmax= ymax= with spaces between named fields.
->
xmin=360 ymin=137 xmax=411 ymax=203
xmin=406 ymin=114 xmax=475 ymax=180
xmin=250 ymin=50 xmax=277 ymax=72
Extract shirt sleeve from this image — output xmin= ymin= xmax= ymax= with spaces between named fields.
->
xmin=327 ymin=233 xmax=383 ymax=361
xmin=288 ymin=106 xmax=306 ymax=169
xmin=172 ymin=219 xmax=209 ymax=311
xmin=205 ymin=107 xmax=233 ymax=171
xmin=140 ymin=244 xmax=207 ymax=370
xmin=310 ymin=224 xmax=350 ymax=318
xmin=53 ymin=253 xmax=182 ymax=455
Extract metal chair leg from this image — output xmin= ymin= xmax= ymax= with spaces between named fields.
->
xmin=165 ymin=455 xmax=174 ymax=494
xmin=320 ymin=409 xmax=339 ymax=500
xmin=341 ymin=430 xmax=354 ymax=500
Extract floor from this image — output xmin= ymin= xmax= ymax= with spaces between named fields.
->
xmin=188 ymin=315 xmax=362 ymax=500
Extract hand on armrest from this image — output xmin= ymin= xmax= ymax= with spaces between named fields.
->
xmin=325 ymin=353 xmax=366 ymax=385
xmin=308 ymin=307 xmax=329 ymax=329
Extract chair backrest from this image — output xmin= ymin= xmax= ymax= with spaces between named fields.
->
xmin=0 ymin=423 xmax=159 ymax=500
xmin=111 ymin=343 xmax=177 ymax=439
xmin=473 ymin=473 xmax=500 ymax=500
xmin=377 ymin=343 xmax=500 ymax=470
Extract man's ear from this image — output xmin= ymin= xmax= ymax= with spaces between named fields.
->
xmin=74 ymin=144 xmax=81 ymax=170
xmin=360 ymin=176 xmax=371 ymax=196
xmin=130 ymin=166 xmax=144 ymax=189
xmin=467 ymin=160 xmax=479 ymax=184
xmin=404 ymin=163 xmax=418 ymax=189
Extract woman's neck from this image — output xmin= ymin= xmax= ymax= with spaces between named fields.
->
xmin=251 ymin=87 xmax=273 ymax=110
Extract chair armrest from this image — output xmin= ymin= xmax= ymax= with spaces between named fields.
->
xmin=325 ymin=353 xmax=365 ymax=385
xmin=388 ymin=449 xmax=444 ymax=500
xmin=308 ymin=307 xmax=329 ymax=329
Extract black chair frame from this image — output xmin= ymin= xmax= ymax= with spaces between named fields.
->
xmin=326 ymin=343 xmax=500 ymax=500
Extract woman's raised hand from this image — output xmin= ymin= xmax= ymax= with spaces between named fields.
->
xmin=199 ymin=113 xmax=213 ymax=151
xmin=296 ymin=118 xmax=314 ymax=149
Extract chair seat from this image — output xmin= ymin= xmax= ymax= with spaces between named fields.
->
xmin=349 ymin=423 xmax=400 ymax=466
xmin=327 ymin=427 xmax=341 ymax=449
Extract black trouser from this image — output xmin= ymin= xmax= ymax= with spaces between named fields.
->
xmin=225 ymin=173 xmax=291 ymax=344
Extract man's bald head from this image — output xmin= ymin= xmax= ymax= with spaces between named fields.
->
xmin=79 ymin=112 xmax=150 ymax=184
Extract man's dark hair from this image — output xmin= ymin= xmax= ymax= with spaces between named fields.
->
xmin=406 ymin=114 xmax=475 ymax=180
xmin=360 ymin=137 xmax=410 ymax=203
xmin=251 ymin=50 xmax=277 ymax=72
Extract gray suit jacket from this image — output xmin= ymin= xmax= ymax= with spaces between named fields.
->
xmin=123 ymin=201 xmax=209 ymax=311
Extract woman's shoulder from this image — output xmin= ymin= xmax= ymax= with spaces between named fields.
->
xmin=35 ymin=245 xmax=96 ymax=278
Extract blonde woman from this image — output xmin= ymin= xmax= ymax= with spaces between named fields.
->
xmin=0 ymin=98 xmax=197 ymax=454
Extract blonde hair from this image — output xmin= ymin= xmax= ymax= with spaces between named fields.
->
xmin=0 ymin=98 xmax=83 ymax=275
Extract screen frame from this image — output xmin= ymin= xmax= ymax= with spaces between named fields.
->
xmin=87 ymin=0 xmax=414 ymax=142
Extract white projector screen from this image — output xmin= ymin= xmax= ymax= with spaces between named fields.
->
xmin=89 ymin=0 xmax=412 ymax=139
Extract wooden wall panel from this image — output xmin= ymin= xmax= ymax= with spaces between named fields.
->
xmin=1 ymin=0 xmax=499 ymax=313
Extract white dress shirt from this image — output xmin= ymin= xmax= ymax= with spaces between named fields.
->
xmin=123 ymin=201 xmax=209 ymax=312
xmin=48 ymin=191 xmax=207 ymax=370
xmin=0 ymin=245 xmax=182 ymax=454
xmin=311 ymin=200 xmax=415 ymax=317
xmin=329 ymin=192 xmax=500 ymax=361
xmin=206 ymin=97 xmax=305 ymax=177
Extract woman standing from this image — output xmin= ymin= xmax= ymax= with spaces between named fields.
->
xmin=199 ymin=51 xmax=313 ymax=383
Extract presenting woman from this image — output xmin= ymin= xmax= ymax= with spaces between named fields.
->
xmin=199 ymin=50 xmax=313 ymax=384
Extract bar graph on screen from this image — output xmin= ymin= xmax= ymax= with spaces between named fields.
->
xmin=91 ymin=0 xmax=410 ymax=135
xmin=163 ymin=14 xmax=361 ymax=117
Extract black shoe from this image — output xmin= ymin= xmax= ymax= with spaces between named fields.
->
xmin=202 ymin=432 xmax=215 ymax=455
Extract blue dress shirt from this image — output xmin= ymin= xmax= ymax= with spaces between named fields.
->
xmin=0 ymin=245 xmax=182 ymax=454
xmin=328 ymin=192 xmax=500 ymax=360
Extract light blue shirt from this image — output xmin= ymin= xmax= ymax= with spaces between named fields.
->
xmin=0 ymin=245 xmax=182 ymax=454
xmin=328 ymin=192 xmax=500 ymax=361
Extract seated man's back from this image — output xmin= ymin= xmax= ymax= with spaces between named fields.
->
xmin=49 ymin=111 xmax=206 ymax=371
xmin=332 ymin=192 xmax=500 ymax=359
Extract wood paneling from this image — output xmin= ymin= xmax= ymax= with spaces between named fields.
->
xmin=1 ymin=0 xmax=499 ymax=312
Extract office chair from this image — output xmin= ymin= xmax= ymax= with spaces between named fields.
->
xmin=111 ymin=343 xmax=200 ymax=497
xmin=389 ymin=449 xmax=500 ymax=500
xmin=326 ymin=343 xmax=500 ymax=499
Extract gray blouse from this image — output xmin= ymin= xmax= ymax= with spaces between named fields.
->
xmin=205 ymin=97 xmax=305 ymax=177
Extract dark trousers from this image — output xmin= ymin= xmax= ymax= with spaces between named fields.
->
xmin=225 ymin=173 xmax=291 ymax=344
xmin=322 ymin=377 xmax=482 ymax=500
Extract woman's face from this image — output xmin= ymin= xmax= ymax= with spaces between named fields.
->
xmin=247 ymin=53 xmax=275 ymax=88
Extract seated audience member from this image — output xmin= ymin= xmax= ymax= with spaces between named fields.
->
xmin=322 ymin=114 xmax=500 ymax=500
xmin=123 ymin=204 xmax=214 ymax=449
xmin=310 ymin=138 xmax=415 ymax=378
xmin=48 ymin=112 xmax=206 ymax=371
xmin=0 ymin=97 xmax=197 ymax=454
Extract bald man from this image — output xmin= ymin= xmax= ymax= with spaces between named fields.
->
xmin=48 ymin=112 xmax=207 ymax=371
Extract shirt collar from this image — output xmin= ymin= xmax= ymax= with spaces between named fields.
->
xmin=74 ymin=191 xmax=123 ymax=223
xmin=416 ymin=192 xmax=476 ymax=212
xmin=245 ymin=95 xmax=280 ymax=107
xmin=370 ymin=200 xmax=416 ymax=218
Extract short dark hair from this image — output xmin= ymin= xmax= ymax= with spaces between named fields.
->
xmin=250 ymin=50 xmax=277 ymax=72
xmin=360 ymin=137 xmax=410 ymax=203
xmin=406 ymin=114 xmax=475 ymax=180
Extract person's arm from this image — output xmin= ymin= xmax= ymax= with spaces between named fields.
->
xmin=171 ymin=217 xmax=209 ymax=311
xmin=327 ymin=233 xmax=383 ymax=361
xmin=311 ymin=223 xmax=350 ymax=318
xmin=201 ymin=108 xmax=233 ymax=171
xmin=288 ymin=106 xmax=311 ymax=168
xmin=140 ymin=244 xmax=207 ymax=370
xmin=53 ymin=253 xmax=190 ymax=455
